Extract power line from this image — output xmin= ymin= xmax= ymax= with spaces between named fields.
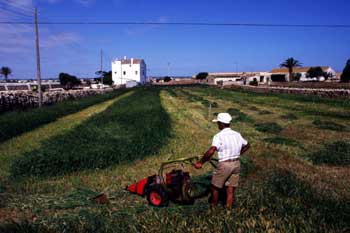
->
xmin=0 ymin=7 xmax=32 ymax=18
xmin=0 ymin=0 xmax=34 ymax=14
xmin=0 ymin=21 xmax=349 ymax=28
xmin=0 ymin=8 xmax=32 ymax=20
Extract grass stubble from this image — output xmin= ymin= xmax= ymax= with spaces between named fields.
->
xmin=0 ymin=86 xmax=349 ymax=232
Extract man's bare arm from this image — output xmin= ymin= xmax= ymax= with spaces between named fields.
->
xmin=199 ymin=146 xmax=217 ymax=164
xmin=240 ymin=143 xmax=250 ymax=155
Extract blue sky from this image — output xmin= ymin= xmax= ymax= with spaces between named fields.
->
xmin=0 ymin=0 xmax=349 ymax=79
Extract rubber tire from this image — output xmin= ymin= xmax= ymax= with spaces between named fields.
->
xmin=145 ymin=184 xmax=169 ymax=207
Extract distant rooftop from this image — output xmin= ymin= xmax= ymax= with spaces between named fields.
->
xmin=114 ymin=57 xmax=145 ymax=65
xmin=271 ymin=66 xmax=331 ymax=73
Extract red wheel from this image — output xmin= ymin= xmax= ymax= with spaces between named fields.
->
xmin=149 ymin=191 xmax=162 ymax=206
xmin=146 ymin=184 xmax=168 ymax=207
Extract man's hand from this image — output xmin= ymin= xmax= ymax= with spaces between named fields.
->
xmin=240 ymin=143 xmax=250 ymax=156
xmin=194 ymin=162 xmax=202 ymax=169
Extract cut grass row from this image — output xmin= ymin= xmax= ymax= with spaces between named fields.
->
xmin=1 ymin=86 xmax=349 ymax=232
xmin=0 ymin=92 xmax=130 ymax=180
xmin=190 ymin=86 xmax=350 ymax=119
xmin=0 ymin=90 xmax=129 ymax=143
xmin=10 ymin=88 xmax=171 ymax=177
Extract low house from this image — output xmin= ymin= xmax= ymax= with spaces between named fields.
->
xmin=270 ymin=66 xmax=337 ymax=82
xmin=206 ymin=72 xmax=271 ymax=85
xmin=111 ymin=57 xmax=147 ymax=85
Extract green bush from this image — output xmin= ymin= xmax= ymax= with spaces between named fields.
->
xmin=226 ymin=108 xmax=254 ymax=123
xmin=249 ymin=78 xmax=258 ymax=86
xmin=255 ymin=122 xmax=283 ymax=134
xmin=11 ymin=89 xmax=171 ymax=177
xmin=310 ymin=141 xmax=350 ymax=166
xmin=312 ymin=119 xmax=347 ymax=131
xmin=195 ymin=72 xmax=208 ymax=80
xmin=0 ymin=90 xmax=128 ymax=143
xmin=340 ymin=59 xmax=350 ymax=83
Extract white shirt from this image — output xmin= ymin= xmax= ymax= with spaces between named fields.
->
xmin=211 ymin=128 xmax=248 ymax=162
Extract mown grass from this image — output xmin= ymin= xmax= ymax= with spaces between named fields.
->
xmin=10 ymin=88 xmax=171 ymax=177
xmin=254 ymin=122 xmax=283 ymax=134
xmin=309 ymin=141 xmax=350 ymax=166
xmin=0 ymin=86 xmax=349 ymax=233
xmin=226 ymin=108 xmax=255 ymax=123
xmin=263 ymin=136 xmax=300 ymax=146
xmin=312 ymin=119 xmax=348 ymax=131
xmin=281 ymin=113 xmax=298 ymax=120
xmin=0 ymin=90 xmax=128 ymax=143
xmin=268 ymin=168 xmax=350 ymax=229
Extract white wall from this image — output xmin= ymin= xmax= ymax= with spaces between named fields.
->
xmin=112 ymin=59 xmax=147 ymax=85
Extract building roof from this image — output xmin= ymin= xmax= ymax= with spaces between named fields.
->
xmin=271 ymin=66 xmax=330 ymax=74
xmin=120 ymin=58 xmax=144 ymax=64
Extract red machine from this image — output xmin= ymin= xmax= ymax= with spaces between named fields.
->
xmin=126 ymin=157 xmax=217 ymax=207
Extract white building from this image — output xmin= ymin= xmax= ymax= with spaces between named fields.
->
xmin=270 ymin=66 xmax=337 ymax=82
xmin=111 ymin=57 xmax=147 ymax=85
xmin=206 ymin=72 xmax=271 ymax=85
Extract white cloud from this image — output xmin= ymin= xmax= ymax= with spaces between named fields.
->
xmin=41 ymin=32 xmax=81 ymax=48
xmin=0 ymin=1 xmax=82 ymax=54
xmin=6 ymin=0 xmax=33 ymax=8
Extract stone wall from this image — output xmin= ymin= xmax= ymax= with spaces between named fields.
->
xmin=0 ymin=88 xmax=115 ymax=113
xmin=225 ymin=84 xmax=350 ymax=99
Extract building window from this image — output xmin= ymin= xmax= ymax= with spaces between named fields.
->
xmin=135 ymin=71 xmax=138 ymax=75
xmin=123 ymin=71 xmax=126 ymax=75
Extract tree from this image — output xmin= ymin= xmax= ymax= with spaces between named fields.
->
xmin=280 ymin=58 xmax=302 ymax=82
xmin=195 ymin=72 xmax=208 ymax=80
xmin=307 ymin=67 xmax=333 ymax=80
xmin=307 ymin=67 xmax=324 ymax=78
xmin=59 ymin=73 xmax=81 ymax=89
xmin=163 ymin=76 xmax=172 ymax=82
xmin=95 ymin=71 xmax=113 ymax=85
xmin=0 ymin=67 xmax=12 ymax=82
xmin=294 ymin=73 xmax=302 ymax=81
xmin=340 ymin=59 xmax=350 ymax=83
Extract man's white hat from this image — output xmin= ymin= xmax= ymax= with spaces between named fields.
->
xmin=212 ymin=113 xmax=232 ymax=124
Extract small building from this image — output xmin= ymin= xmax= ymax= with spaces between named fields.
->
xmin=111 ymin=57 xmax=147 ymax=85
xmin=270 ymin=66 xmax=337 ymax=82
xmin=206 ymin=72 xmax=271 ymax=85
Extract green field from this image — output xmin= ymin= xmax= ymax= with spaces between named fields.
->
xmin=0 ymin=86 xmax=349 ymax=232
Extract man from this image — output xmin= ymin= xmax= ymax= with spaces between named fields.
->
xmin=194 ymin=112 xmax=250 ymax=210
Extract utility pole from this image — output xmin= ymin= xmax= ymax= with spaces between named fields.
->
xmin=34 ymin=8 xmax=43 ymax=107
xmin=100 ymin=49 xmax=103 ymax=86
xmin=167 ymin=62 xmax=170 ymax=77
